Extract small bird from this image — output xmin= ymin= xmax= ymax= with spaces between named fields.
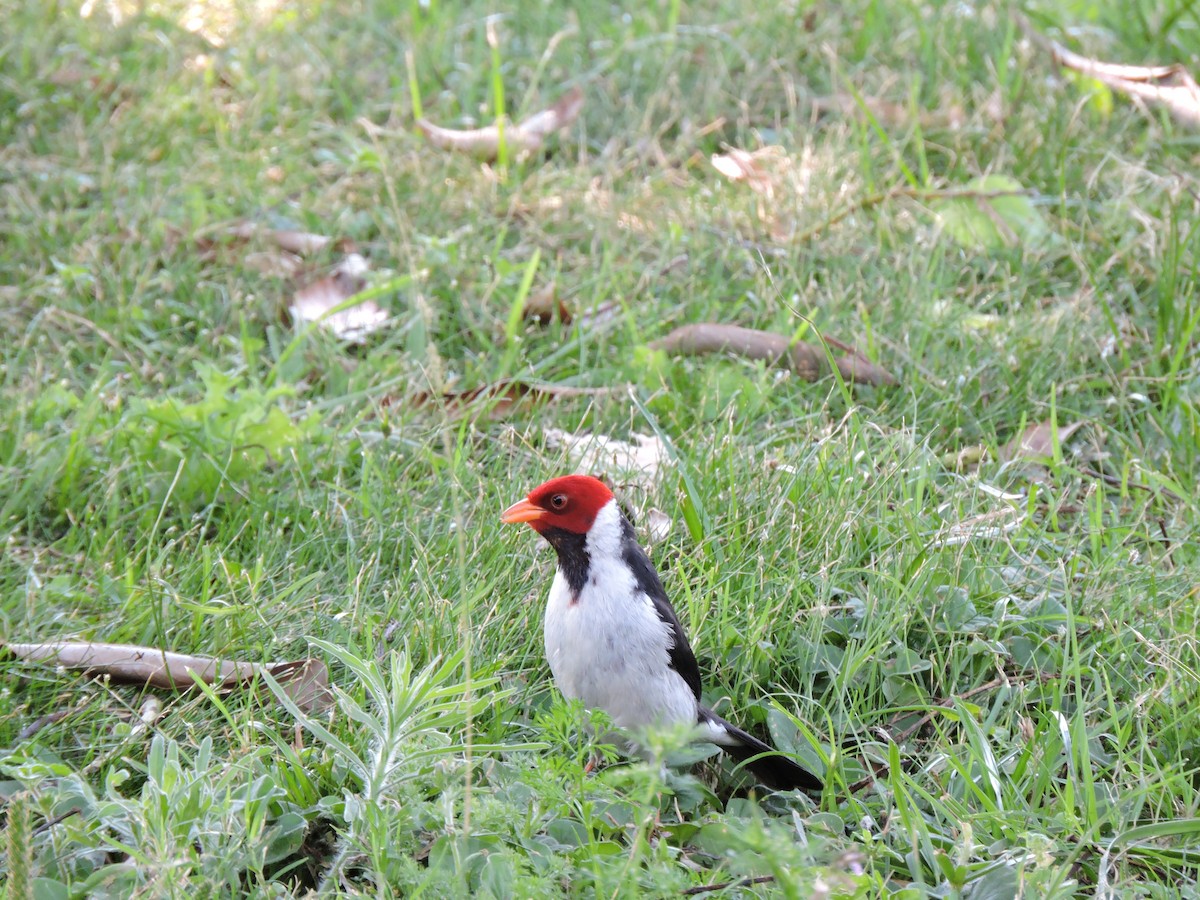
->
xmin=502 ymin=474 xmax=821 ymax=792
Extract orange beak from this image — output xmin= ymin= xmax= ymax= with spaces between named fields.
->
xmin=501 ymin=498 xmax=544 ymax=525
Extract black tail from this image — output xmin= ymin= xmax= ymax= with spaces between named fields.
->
xmin=700 ymin=707 xmax=823 ymax=793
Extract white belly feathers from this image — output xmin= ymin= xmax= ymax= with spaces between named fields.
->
xmin=542 ymin=505 xmax=698 ymax=730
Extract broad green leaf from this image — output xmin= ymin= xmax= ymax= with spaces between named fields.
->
xmin=936 ymin=175 xmax=1052 ymax=252
xmin=965 ymin=861 xmax=1020 ymax=900
xmin=885 ymin=645 xmax=932 ymax=676
xmin=32 ymin=878 xmax=71 ymax=900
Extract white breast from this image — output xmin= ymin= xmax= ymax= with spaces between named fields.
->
xmin=542 ymin=502 xmax=698 ymax=730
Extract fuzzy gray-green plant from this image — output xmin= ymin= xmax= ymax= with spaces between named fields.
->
xmin=4 ymin=792 xmax=33 ymax=900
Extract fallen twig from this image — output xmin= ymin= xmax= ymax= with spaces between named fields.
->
xmin=417 ymin=87 xmax=584 ymax=159
xmin=4 ymin=641 xmax=333 ymax=713
xmin=845 ymin=673 xmax=1058 ymax=794
xmin=682 ymin=875 xmax=776 ymax=896
xmin=794 ymin=185 xmax=1033 ymax=244
xmin=34 ymin=807 xmax=82 ymax=835
xmin=17 ymin=695 xmax=96 ymax=740
xmin=890 ymin=677 xmax=1008 ymax=744
xmin=1080 ymin=466 xmax=1183 ymax=504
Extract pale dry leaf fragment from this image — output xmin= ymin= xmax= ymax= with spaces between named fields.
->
xmin=931 ymin=506 xmax=1024 ymax=549
xmin=508 ymin=194 xmax=566 ymax=221
xmin=3 ymin=641 xmax=334 ymax=714
xmin=1000 ymin=420 xmax=1085 ymax=462
xmin=266 ymin=230 xmax=331 ymax=255
xmin=139 ymin=696 xmax=163 ymax=726
xmin=710 ymin=147 xmax=782 ymax=198
xmin=645 ymin=507 xmax=672 ymax=544
xmin=982 ymin=87 xmax=1006 ymax=124
xmin=417 ymin=86 xmax=584 ymax=160
xmin=543 ymin=428 xmax=668 ymax=486
xmin=1019 ymin=14 xmax=1200 ymax=126
xmin=616 ymin=212 xmax=650 ymax=233
xmin=290 ymin=253 xmax=389 ymax=342
xmin=975 ymin=482 xmax=1024 ymax=502
xmin=576 ymin=300 xmax=620 ymax=330
xmin=943 ymin=444 xmax=988 ymax=471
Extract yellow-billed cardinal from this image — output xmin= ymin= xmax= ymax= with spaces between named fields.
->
xmin=502 ymin=474 xmax=821 ymax=792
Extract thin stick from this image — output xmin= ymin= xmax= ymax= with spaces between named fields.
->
xmin=845 ymin=673 xmax=1058 ymax=793
xmin=34 ymin=807 xmax=82 ymax=835
xmin=683 ymin=875 xmax=776 ymax=896
xmin=890 ymin=677 xmax=1008 ymax=744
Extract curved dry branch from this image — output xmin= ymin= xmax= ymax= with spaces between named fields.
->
xmin=417 ymin=87 xmax=584 ymax=159
xmin=4 ymin=641 xmax=332 ymax=712
xmin=650 ymin=323 xmax=897 ymax=387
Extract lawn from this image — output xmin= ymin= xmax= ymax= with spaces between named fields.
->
xmin=2 ymin=0 xmax=1199 ymax=896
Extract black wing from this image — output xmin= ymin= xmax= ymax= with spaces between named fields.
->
xmin=699 ymin=707 xmax=823 ymax=792
xmin=619 ymin=516 xmax=702 ymax=700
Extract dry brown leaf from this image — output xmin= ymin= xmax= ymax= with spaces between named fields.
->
xmin=1000 ymin=420 xmax=1085 ymax=462
xmin=48 ymin=63 xmax=96 ymax=88
xmin=650 ymin=323 xmax=898 ymax=387
xmin=409 ymin=380 xmax=609 ymax=418
xmin=244 ymin=250 xmax=303 ymax=278
xmin=417 ymin=87 xmax=584 ymax=159
xmin=290 ymin=253 xmax=389 ymax=342
xmin=1019 ymin=14 xmax=1200 ymax=126
xmin=4 ymin=641 xmax=334 ymax=713
xmin=263 ymin=658 xmax=332 ymax=714
xmin=224 ymin=222 xmax=334 ymax=255
xmin=524 ymin=282 xmax=571 ymax=324
xmin=193 ymin=222 xmax=351 ymax=278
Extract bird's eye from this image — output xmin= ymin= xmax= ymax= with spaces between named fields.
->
xmin=550 ymin=493 xmax=568 ymax=509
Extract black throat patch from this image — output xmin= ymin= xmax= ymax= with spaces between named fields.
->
xmin=540 ymin=526 xmax=590 ymax=598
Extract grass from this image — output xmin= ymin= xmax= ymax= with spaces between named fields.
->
xmin=2 ymin=0 xmax=1199 ymax=895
